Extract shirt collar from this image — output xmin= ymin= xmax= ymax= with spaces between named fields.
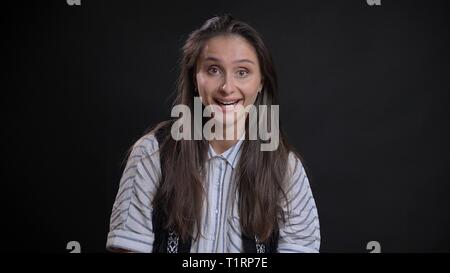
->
xmin=207 ymin=135 xmax=245 ymax=169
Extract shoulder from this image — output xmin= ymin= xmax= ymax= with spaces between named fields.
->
xmin=124 ymin=120 xmax=174 ymax=177
xmin=131 ymin=120 xmax=173 ymax=158
xmin=128 ymin=132 xmax=160 ymax=164
xmin=287 ymin=152 xmax=307 ymax=180
xmin=119 ymin=132 xmax=162 ymax=183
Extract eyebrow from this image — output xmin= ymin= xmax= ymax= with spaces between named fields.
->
xmin=203 ymin=56 xmax=255 ymax=65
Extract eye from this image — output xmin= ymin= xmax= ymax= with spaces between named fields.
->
xmin=207 ymin=66 xmax=221 ymax=76
xmin=236 ymin=69 xmax=249 ymax=78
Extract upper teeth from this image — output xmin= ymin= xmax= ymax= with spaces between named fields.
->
xmin=217 ymin=99 xmax=238 ymax=105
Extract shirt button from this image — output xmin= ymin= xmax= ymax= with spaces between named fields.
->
xmin=215 ymin=209 xmax=219 ymax=214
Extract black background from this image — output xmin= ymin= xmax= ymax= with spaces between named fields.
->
xmin=1 ymin=0 xmax=449 ymax=252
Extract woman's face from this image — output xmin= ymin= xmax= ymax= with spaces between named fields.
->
xmin=195 ymin=34 xmax=263 ymax=126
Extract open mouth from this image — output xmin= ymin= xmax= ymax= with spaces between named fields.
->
xmin=213 ymin=98 xmax=243 ymax=111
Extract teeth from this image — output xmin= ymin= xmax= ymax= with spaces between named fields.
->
xmin=217 ymin=99 xmax=238 ymax=105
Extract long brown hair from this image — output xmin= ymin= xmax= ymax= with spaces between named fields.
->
xmin=149 ymin=15 xmax=299 ymax=243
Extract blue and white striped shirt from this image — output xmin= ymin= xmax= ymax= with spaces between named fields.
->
xmin=107 ymin=133 xmax=320 ymax=253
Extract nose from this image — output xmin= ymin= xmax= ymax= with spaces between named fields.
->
xmin=220 ymin=73 xmax=237 ymax=94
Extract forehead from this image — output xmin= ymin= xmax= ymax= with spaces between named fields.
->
xmin=198 ymin=35 xmax=259 ymax=63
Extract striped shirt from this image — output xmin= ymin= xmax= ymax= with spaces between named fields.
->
xmin=107 ymin=133 xmax=321 ymax=253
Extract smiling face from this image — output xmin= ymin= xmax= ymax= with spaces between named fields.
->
xmin=195 ymin=34 xmax=263 ymax=127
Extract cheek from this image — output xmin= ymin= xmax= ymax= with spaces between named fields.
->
xmin=196 ymin=73 xmax=214 ymax=101
xmin=197 ymin=82 xmax=220 ymax=106
xmin=241 ymin=81 xmax=261 ymax=105
xmin=243 ymin=92 xmax=259 ymax=106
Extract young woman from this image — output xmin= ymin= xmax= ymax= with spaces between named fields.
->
xmin=107 ymin=15 xmax=320 ymax=253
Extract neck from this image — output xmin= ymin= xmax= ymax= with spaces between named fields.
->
xmin=209 ymin=121 xmax=245 ymax=155
xmin=209 ymin=139 xmax=239 ymax=155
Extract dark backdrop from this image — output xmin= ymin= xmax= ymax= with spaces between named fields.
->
xmin=1 ymin=0 xmax=449 ymax=252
